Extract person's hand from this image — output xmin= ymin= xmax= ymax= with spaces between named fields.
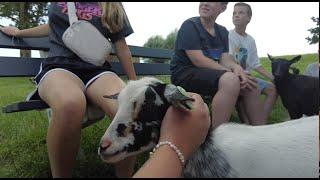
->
xmin=159 ymin=92 xmax=211 ymax=160
xmin=0 ymin=26 xmax=20 ymax=37
xmin=233 ymin=66 xmax=257 ymax=90
xmin=244 ymin=73 xmax=258 ymax=90
xmin=104 ymin=54 xmax=112 ymax=63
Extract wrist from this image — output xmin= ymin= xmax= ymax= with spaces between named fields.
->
xmin=161 ymin=138 xmax=194 ymax=161
xmin=150 ymin=141 xmax=186 ymax=166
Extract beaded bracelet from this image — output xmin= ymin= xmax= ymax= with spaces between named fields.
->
xmin=149 ymin=141 xmax=185 ymax=166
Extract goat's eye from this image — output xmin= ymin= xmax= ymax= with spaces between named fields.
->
xmin=116 ymin=124 xmax=127 ymax=137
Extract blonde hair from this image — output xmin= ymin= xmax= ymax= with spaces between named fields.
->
xmin=99 ymin=2 xmax=126 ymax=33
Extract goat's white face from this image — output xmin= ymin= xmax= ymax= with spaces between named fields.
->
xmin=98 ymin=77 xmax=194 ymax=163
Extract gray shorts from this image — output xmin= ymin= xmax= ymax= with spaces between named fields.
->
xmin=256 ymin=78 xmax=272 ymax=92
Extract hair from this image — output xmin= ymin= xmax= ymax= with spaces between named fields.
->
xmin=99 ymin=2 xmax=127 ymax=33
xmin=234 ymin=2 xmax=252 ymax=17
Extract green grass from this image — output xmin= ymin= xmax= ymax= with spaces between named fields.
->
xmin=0 ymin=53 xmax=317 ymax=177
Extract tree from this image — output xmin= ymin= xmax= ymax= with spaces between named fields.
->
xmin=143 ymin=29 xmax=178 ymax=63
xmin=305 ymin=16 xmax=319 ymax=45
xmin=143 ymin=35 xmax=166 ymax=49
xmin=164 ymin=29 xmax=178 ymax=50
xmin=0 ymin=2 xmax=49 ymax=57
xmin=143 ymin=35 xmax=168 ymax=63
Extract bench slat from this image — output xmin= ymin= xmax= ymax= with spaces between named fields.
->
xmin=2 ymin=100 xmax=49 ymax=113
xmin=0 ymin=57 xmax=170 ymax=77
xmin=2 ymin=100 xmax=103 ymax=128
xmin=0 ymin=31 xmax=173 ymax=59
xmin=0 ymin=57 xmax=43 ymax=76
xmin=0 ymin=32 xmax=49 ymax=51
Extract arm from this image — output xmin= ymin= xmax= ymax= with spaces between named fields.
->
xmin=220 ymin=52 xmax=240 ymax=71
xmin=248 ymin=40 xmax=274 ymax=81
xmin=185 ymin=50 xmax=231 ymax=71
xmin=254 ymin=66 xmax=274 ymax=81
xmin=114 ymin=38 xmax=137 ymax=80
xmin=133 ymin=93 xmax=210 ymax=178
xmin=0 ymin=24 xmax=49 ymax=38
xmin=133 ymin=145 xmax=183 ymax=178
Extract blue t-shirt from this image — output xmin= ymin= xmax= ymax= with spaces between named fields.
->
xmin=170 ymin=17 xmax=229 ymax=75
xmin=48 ymin=2 xmax=134 ymax=58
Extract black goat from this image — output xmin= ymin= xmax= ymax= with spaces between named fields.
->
xmin=267 ymin=54 xmax=319 ymax=119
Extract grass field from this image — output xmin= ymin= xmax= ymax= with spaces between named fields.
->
xmin=0 ymin=53 xmax=317 ymax=177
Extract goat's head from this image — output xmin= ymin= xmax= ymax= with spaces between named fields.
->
xmin=267 ymin=54 xmax=301 ymax=78
xmin=98 ymin=77 xmax=194 ymax=163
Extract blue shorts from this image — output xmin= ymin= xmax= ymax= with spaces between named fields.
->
xmin=256 ymin=78 xmax=271 ymax=92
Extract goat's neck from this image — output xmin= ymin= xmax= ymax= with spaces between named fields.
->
xmin=182 ymin=128 xmax=236 ymax=178
xmin=274 ymin=75 xmax=291 ymax=92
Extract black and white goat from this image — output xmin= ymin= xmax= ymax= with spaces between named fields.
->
xmin=268 ymin=54 xmax=319 ymax=119
xmin=98 ymin=77 xmax=318 ymax=178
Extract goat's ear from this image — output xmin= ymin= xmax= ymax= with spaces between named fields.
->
xmin=267 ymin=54 xmax=274 ymax=61
xmin=289 ymin=67 xmax=300 ymax=75
xmin=164 ymin=85 xmax=195 ymax=110
xmin=290 ymin=55 xmax=301 ymax=64
xmin=103 ymin=92 xmax=119 ymax=100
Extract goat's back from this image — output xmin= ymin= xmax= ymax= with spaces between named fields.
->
xmin=212 ymin=116 xmax=319 ymax=178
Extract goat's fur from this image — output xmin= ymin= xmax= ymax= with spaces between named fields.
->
xmin=99 ymin=77 xmax=319 ymax=178
xmin=268 ymin=54 xmax=319 ymax=119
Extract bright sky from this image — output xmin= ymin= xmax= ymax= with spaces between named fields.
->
xmin=0 ymin=2 xmax=319 ymax=58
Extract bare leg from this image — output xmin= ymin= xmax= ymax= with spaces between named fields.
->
xmin=241 ymin=88 xmax=266 ymax=125
xmin=38 ymin=71 xmax=86 ymax=177
xmin=236 ymin=98 xmax=250 ymax=124
xmin=261 ymin=85 xmax=278 ymax=120
xmin=86 ymin=73 xmax=136 ymax=177
xmin=211 ymin=72 xmax=240 ymax=128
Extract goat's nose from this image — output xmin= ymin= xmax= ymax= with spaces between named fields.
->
xmin=100 ymin=139 xmax=112 ymax=152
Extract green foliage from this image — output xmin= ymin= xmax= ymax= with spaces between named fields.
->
xmin=305 ymin=16 xmax=319 ymax=45
xmin=143 ymin=29 xmax=178 ymax=50
xmin=143 ymin=35 xmax=167 ymax=63
xmin=143 ymin=35 xmax=166 ymax=49
xmin=0 ymin=2 xmax=49 ymax=29
xmin=164 ymin=29 xmax=178 ymax=50
xmin=143 ymin=29 xmax=178 ymax=64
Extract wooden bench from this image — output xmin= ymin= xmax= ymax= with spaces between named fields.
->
xmin=0 ymin=31 xmax=173 ymax=128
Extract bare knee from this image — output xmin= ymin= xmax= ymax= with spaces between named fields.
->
xmin=263 ymin=85 xmax=277 ymax=97
xmin=219 ymin=72 xmax=240 ymax=95
xmin=52 ymin=94 xmax=87 ymax=126
xmin=241 ymin=86 xmax=261 ymax=97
